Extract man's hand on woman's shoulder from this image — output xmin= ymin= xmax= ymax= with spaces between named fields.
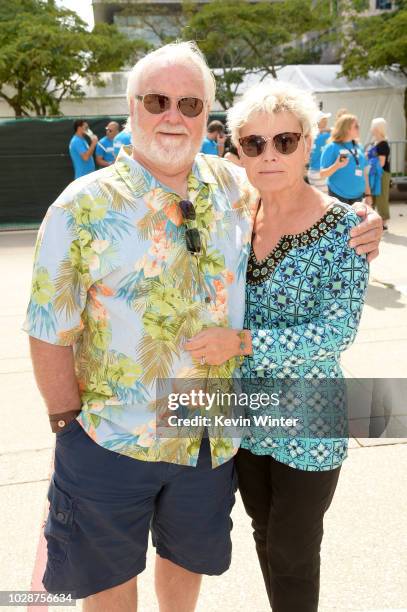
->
xmin=349 ymin=203 xmax=383 ymax=262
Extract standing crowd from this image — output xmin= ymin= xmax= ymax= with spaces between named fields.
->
xmin=69 ymin=104 xmax=392 ymax=230
xmin=315 ymin=110 xmax=391 ymax=229
xmin=68 ymin=119 xmax=132 ymax=178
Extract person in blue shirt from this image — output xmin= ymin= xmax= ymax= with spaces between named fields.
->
xmin=68 ymin=119 xmax=98 ymax=180
xmin=200 ymin=120 xmax=226 ymax=156
xmin=307 ymin=111 xmax=331 ymax=193
xmin=95 ymin=121 xmax=120 ymax=168
xmin=113 ymin=127 xmax=132 ymax=158
xmin=320 ymin=114 xmax=373 ymax=206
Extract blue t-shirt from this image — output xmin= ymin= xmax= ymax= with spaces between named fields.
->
xmin=113 ymin=131 xmax=132 ymax=158
xmin=95 ymin=136 xmax=115 ymax=164
xmin=69 ymin=134 xmax=95 ymax=179
xmin=309 ymin=131 xmax=330 ymax=171
xmin=320 ymin=141 xmax=367 ymax=199
xmin=200 ymin=137 xmax=219 ymax=155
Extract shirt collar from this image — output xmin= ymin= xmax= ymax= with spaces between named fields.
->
xmin=114 ymin=146 xmax=218 ymax=198
xmin=191 ymin=153 xmax=219 ymax=186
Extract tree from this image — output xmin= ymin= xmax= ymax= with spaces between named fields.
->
xmin=340 ymin=0 xmax=407 ymax=79
xmin=0 ymin=0 xmax=149 ymax=117
xmin=182 ymin=0 xmax=335 ymax=109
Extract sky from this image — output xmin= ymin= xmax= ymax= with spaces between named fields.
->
xmin=57 ymin=0 xmax=95 ymax=29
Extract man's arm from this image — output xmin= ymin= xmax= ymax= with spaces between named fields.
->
xmin=80 ymin=136 xmax=98 ymax=162
xmin=349 ymin=204 xmax=383 ymax=262
xmin=95 ymin=154 xmax=112 ymax=168
xmin=217 ymin=133 xmax=226 ymax=157
xmin=29 ymin=337 xmax=81 ymax=416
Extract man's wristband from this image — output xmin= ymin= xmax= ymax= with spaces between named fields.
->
xmin=49 ymin=409 xmax=81 ymax=433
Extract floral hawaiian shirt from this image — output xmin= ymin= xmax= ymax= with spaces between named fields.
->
xmin=24 ymin=147 xmax=256 ymax=467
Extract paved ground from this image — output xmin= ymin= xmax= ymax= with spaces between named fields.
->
xmin=0 ymin=203 xmax=406 ymax=612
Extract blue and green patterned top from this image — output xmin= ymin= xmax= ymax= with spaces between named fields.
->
xmin=241 ymin=201 xmax=369 ymax=471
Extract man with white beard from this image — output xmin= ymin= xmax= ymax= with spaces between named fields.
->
xmin=24 ymin=41 xmax=382 ymax=611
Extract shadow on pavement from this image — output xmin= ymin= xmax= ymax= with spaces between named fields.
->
xmin=365 ymin=282 xmax=405 ymax=310
xmin=382 ymin=231 xmax=407 ymax=248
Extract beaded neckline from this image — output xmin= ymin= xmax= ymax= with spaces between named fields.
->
xmin=247 ymin=202 xmax=348 ymax=286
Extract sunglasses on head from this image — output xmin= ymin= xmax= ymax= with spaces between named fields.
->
xmin=179 ymin=200 xmax=201 ymax=254
xmin=238 ymin=132 xmax=302 ymax=157
xmin=135 ymin=94 xmax=204 ymax=118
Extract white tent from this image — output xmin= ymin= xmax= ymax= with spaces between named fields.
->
xmin=234 ymin=65 xmax=406 ymax=174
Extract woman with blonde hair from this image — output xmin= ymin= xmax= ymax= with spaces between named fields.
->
xmin=186 ymin=80 xmax=372 ymax=610
xmin=367 ymin=117 xmax=391 ymax=228
xmin=320 ymin=113 xmax=373 ymax=206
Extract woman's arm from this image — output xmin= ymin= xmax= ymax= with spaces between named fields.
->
xmin=376 ymin=141 xmax=390 ymax=169
xmin=246 ymin=253 xmax=368 ymax=373
xmin=185 ymin=218 xmax=369 ymax=368
xmin=320 ymin=154 xmax=349 ymax=178
xmin=364 ymin=166 xmax=373 ymax=206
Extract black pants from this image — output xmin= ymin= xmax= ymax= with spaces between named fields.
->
xmin=235 ymin=449 xmax=341 ymax=612
xmin=328 ymin=188 xmax=363 ymax=205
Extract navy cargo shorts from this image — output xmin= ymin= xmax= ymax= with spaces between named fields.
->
xmin=43 ymin=419 xmax=238 ymax=599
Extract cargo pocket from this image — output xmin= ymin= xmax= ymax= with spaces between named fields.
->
xmin=44 ymin=478 xmax=74 ymax=566
xmin=55 ymin=418 xmax=81 ymax=439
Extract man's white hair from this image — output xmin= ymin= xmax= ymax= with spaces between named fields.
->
xmin=227 ymin=81 xmax=320 ymax=145
xmin=371 ymin=117 xmax=387 ymax=138
xmin=126 ymin=41 xmax=216 ymax=108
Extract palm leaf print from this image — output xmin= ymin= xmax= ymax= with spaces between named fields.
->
xmin=137 ymin=336 xmax=179 ymax=387
xmin=96 ymin=179 xmax=139 ymax=212
xmin=165 ymin=246 xmax=201 ymax=297
xmin=137 ymin=209 xmax=168 ymax=241
xmin=131 ymin=279 xmax=156 ymax=313
xmin=205 ymin=157 xmax=234 ymax=192
xmin=174 ymin=302 xmax=204 ymax=345
xmin=233 ymin=187 xmax=253 ymax=220
xmin=57 ymin=324 xmax=83 ymax=346
xmin=54 ymin=258 xmax=84 ymax=318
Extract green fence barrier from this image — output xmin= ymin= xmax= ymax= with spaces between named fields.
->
xmin=0 ymin=112 xmax=226 ymax=228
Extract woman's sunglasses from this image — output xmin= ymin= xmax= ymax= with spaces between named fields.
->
xmin=135 ymin=94 xmax=204 ymax=118
xmin=238 ymin=132 xmax=302 ymax=157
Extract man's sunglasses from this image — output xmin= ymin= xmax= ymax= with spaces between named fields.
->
xmin=135 ymin=94 xmax=204 ymax=118
xmin=238 ymin=132 xmax=302 ymax=157
xmin=179 ymin=200 xmax=201 ymax=254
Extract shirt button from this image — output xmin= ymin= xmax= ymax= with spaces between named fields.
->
xmin=57 ymin=420 xmax=66 ymax=428
xmin=56 ymin=512 xmax=65 ymax=522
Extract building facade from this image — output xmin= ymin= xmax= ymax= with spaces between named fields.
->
xmin=92 ymin=0 xmax=277 ymax=46
xmin=92 ymin=0 xmax=396 ymax=56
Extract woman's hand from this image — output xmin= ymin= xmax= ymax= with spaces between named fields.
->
xmin=184 ymin=327 xmax=242 ymax=366
xmin=335 ymin=154 xmax=349 ymax=170
xmin=320 ymin=155 xmax=349 ymax=179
